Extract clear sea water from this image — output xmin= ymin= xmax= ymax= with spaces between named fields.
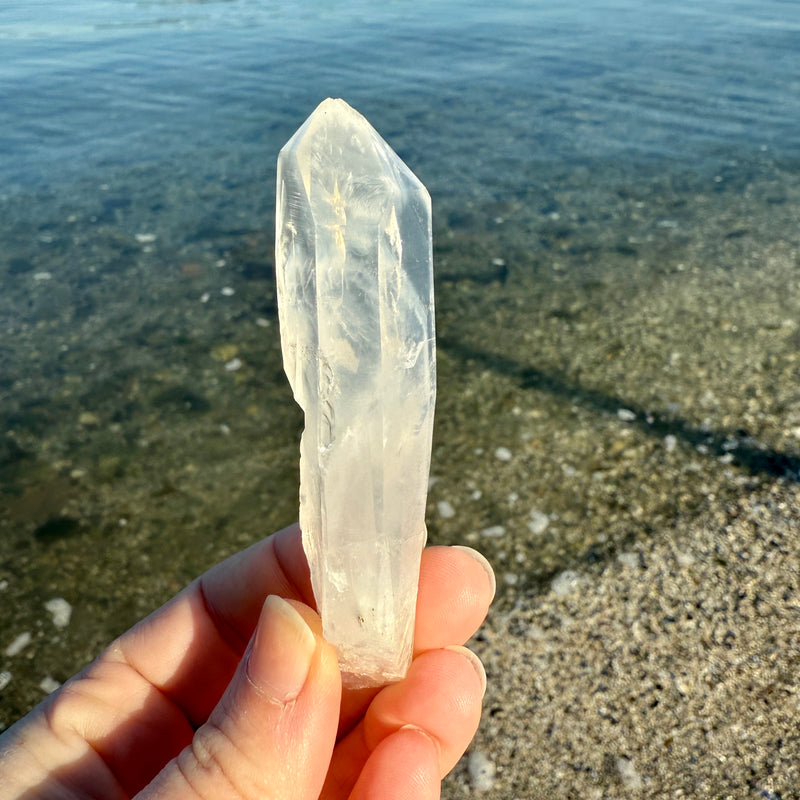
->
xmin=3 ymin=0 xmax=799 ymax=193
xmin=3 ymin=0 xmax=800 ymax=733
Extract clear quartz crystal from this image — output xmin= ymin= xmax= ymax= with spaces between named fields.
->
xmin=275 ymin=98 xmax=436 ymax=687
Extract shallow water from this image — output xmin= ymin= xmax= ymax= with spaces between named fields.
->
xmin=2 ymin=0 xmax=800 ymax=757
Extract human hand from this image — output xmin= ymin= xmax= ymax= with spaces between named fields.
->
xmin=0 ymin=523 xmax=495 ymax=799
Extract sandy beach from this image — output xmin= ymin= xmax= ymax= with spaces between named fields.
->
xmin=433 ymin=161 xmax=800 ymax=797
xmin=2 ymin=153 xmax=800 ymax=797
xmin=447 ymin=482 xmax=800 ymax=797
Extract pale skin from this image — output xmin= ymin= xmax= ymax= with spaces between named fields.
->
xmin=0 ymin=523 xmax=495 ymax=799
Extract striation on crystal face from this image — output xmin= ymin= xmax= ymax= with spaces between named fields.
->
xmin=275 ymin=98 xmax=436 ymax=687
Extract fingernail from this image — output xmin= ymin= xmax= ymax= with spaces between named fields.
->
xmin=246 ymin=595 xmax=316 ymax=703
xmin=446 ymin=645 xmax=487 ymax=697
xmin=399 ymin=723 xmax=437 ymax=743
xmin=452 ymin=545 xmax=496 ymax=600
xmin=398 ymin=723 xmax=440 ymax=752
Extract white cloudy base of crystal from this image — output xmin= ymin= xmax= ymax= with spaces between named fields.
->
xmin=300 ymin=522 xmax=425 ymax=688
xmin=276 ymin=98 xmax=436 ymax=687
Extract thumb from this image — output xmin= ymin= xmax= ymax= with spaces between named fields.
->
xmin=138 ymin=596 xmax=342 ymax=800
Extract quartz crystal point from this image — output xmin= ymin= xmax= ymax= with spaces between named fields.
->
xmin=275 ymin=98 xmax=436 ymax=687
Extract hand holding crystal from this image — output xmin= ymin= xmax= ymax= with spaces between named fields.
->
xmin=0 ymin=524 xmax=494 ymax=799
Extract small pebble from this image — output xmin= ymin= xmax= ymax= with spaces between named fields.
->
xmin=664 ymin=434 xmax=677 ymax=452
xmin=135 ymin=232 xmax=157 ymax=243
xmin=528 ymin=510 xmax=549 ymax=536
xmin=180 ymin=261 xmax=203 ymax=278
xmin=527 ymin=624 xmax=546 ymax=639
xmin=5 ymin=632 xmax=31 ymax=657
xmin=200 ymin=292 xmax=210 ymax=303
xmin=504 ymin=572 xmax=519 ymax=586
xmin=33 ymin=271 xmax=53 ymax=281
xmin=255 ymin=317 xmax=271 ymax=328
xmin=507 ymin=491 xmax=518 ymax=503
xmin=0 ymin=671 xmax=11 ymax=691
xmin=617 ymin=756 xmax=643 ymax=790
xmin=437 ymin=500 xmax=455 ymax=519
xmin=617 ymin=408 xmax=636 ymax=422
xmin=44 ymin=598 xmax=72 ymax=629
xmin=491 ymin=257 xmax=506 ymax=267
xmin=221 ymin=286 xmax=235 ymax=296
xmin=468 ymin=750 xmax=496 ymax=792
xmin=0 ymin=580 xmax=7 ymax=591
xmin=617 ymin=552 xmax=639 ymax=569
xmin=481 ymin=525 xmax=506 ymax=538
xmin=551 ymin=570 xmax=582 ymax=597
xmin=494 ymin=446 xmax=512 ymax=462
xmin=471 ymin=489 xmax=483 ymax=501
xmin=211 ymin=343 xmax=238 ymax=362
xmin=39 ymin=676 xmax=61 ymax=694
xmin=224 ymin=357 xmax=242 ymax=372
xmin=219 ymin=423 xmax=231 ymax=435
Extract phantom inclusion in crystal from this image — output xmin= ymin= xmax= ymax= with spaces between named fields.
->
xmin=275 ymin=98 xmax=436 ymax=686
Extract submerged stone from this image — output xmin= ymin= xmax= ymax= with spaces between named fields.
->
xmin=275 ymin=98 xmax=436 ymax=686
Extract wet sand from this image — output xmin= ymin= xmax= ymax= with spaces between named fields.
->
xmin=435 ymin=158 xmax=800 ymax=797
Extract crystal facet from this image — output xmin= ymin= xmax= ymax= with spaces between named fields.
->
xmin=275 ymin=98 xmax=436 ymax=687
